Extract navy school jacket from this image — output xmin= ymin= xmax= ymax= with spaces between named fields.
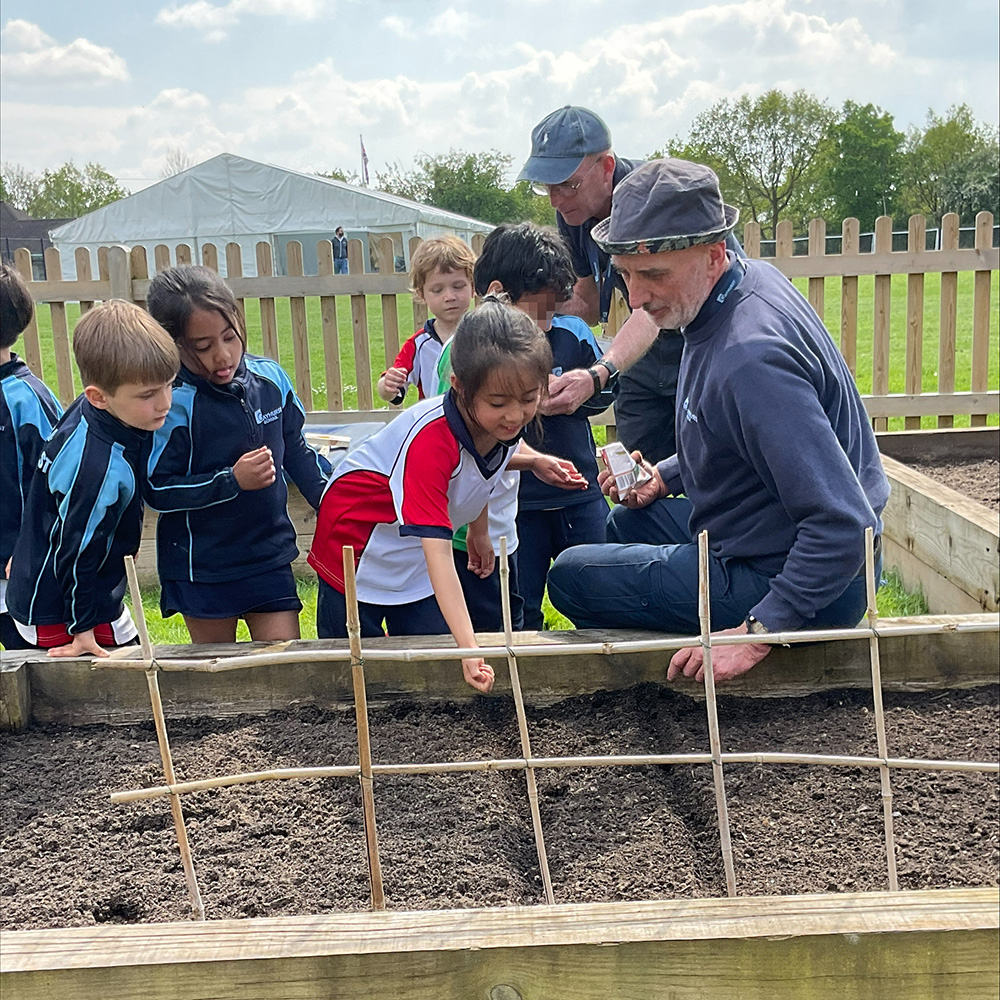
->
xmin=145 ymin=354 xmax=331 ymax=583
xmin=1 ymin=355 xmax=64 ymax=567
xmin=6 ymin=397 xmax=150 ymax=634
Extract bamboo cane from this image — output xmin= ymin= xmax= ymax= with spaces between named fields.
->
xmin=87 ymin=616 xmax=1000 ymax=672
xmin=111 ymin=749 xmax=999 ymax=804
xmin=866 ymin=528 xmax=899 ymax=891
xmin=124 ymin=556 xmax=205 ymax=921
xmin=697 ymin=532 xmax=737 ymax=897
xmin=343 ymin=546 xmax=385 ymax=910
xmin=500 ymin=536 xmax=554 ymax=905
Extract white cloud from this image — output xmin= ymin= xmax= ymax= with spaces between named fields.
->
xmin=155 ymin=0 xmax=330 ymax=40
xmin=0 ymin=20 xmax=129 ymax=83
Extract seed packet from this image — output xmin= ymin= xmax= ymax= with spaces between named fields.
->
xmin=599 ymin=441 xmax=653 ymax=495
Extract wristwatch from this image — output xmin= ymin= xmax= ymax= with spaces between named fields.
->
xmin=744 ymin=614 xmax=770 ymax=635
xmin=594 ymin=358 xmax=619 ymax=385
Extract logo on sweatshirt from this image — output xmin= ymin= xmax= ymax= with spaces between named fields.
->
xmin=682 ymin=396 xmax=699 ymax=423
xmin=255 ymin=406 xmax=281 ymax=425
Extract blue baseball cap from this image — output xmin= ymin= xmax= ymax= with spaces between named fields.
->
xmin=517 ymin=106 xmax=612 ymax=185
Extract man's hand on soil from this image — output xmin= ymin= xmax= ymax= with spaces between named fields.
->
xmin=667 ymin=623 xmax=771 ymax=684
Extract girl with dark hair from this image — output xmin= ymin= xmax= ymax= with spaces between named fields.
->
xmin=145 ymin=265 xmax=330 ymax=644
xmin=308 ymin=297 xmax=583 ymax=694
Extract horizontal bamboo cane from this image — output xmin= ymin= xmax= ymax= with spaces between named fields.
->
xmin=89 ymin=617 xmax=1000 ymax=673
xmin=111 ymin=749 xmax=999 ymax=804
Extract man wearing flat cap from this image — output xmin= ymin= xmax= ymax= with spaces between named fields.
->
xmin=547 ymin=159 xmax=889 ymax=683
xmin=519 ymin=106 xmax=740 ymax=462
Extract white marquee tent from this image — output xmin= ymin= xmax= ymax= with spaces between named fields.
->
xmin=49 ymin=152 xmax=493 ymax=279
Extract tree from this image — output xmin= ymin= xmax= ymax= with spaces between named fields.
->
xmin=668 ymin=89 xmax=837 ymax=238
xmin=901 ymin=104 xmax=997 ymax=224
xmin=823 ymin=101 xmax=904 ymax=230
xmin=161 ymin=147 xmax=195 ymax=178
xmin=375 ymin=150 xmax=554 ymax=226
xmin=27 ymin=162 xmax=129 ymax=218
xmin=0 ymin=162 xmax=41 ymax=212
xmin=939 ymin=143 xmax=1000 ymax=225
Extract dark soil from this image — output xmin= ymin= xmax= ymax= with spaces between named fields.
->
xmin=904 ymin=456 xmax=999 ymax=511
xmin=2 ymin=684 xmax=997 ymax=930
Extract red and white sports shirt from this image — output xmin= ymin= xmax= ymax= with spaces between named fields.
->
xmin=386 ymin=319 xmax=445 ymax=401
xmin=308 ymin=393 xmax=516 ymax=605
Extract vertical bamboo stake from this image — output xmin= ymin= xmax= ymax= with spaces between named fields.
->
xmin=342 ymin=546 xmax=385 ymax=910
xmin=124 ymin=556 xmax=205 ymax=920
xmin=865 ymin=528 xmax=899 ymax=891
xmin=499 ymin=537 xmax=555 ymax=905
xmin=696 ymin=532 xmax=737 ymax=897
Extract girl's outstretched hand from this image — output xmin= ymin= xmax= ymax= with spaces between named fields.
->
xmin=234 ymin=446 xmax=276 ymax=490
xmin=462 ymin=657 xmax=495 ymax=693
xmin=531 ymin=454 xmax=588 ymax=490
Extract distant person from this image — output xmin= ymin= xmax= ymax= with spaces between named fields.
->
xmin=0 ymin=262 xmax=64 ymax=650
xmin=547 ymin=160 xmax=889 ymax=685
xmin=472 ymin=223 xmax=611 ymax=631
xmin=309 ymin=298 xmax=581 ymax=693
xmin=145 ymin=266 xmax=331 ymax=645
xmin=6 ymin=301 xmax=179 ymax=657
xmin=517 ymin=105 xmax=743 ymax=463
xmin=332 ymin=227 xmax=349 ymax=274
xmin=377 ymin=236 xmax=474 ymax=405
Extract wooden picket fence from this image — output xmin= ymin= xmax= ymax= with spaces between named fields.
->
xmin=11 ymin=212 xmax=998 ymax=427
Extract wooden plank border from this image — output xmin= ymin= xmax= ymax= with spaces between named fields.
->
xmin=2 ymin=889 xmax=996 ymax=1000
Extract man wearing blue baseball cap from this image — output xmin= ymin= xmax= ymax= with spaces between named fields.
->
xmin=546 ymin=159 xmax=889 ymax=684
xmin=519 ymin=106 xmax=743 ymax=463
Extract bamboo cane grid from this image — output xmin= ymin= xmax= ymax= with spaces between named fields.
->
xmin=114 ymin=541 xmax=999 ymax=917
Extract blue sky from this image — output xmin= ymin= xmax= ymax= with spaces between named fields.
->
xmin=2 ymin=0 xmax=997 ymax=193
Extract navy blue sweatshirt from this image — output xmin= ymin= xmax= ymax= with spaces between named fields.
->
xmin=6 ymin=397 xmax=150 ymax=634
xmin=657 ymin=257 xmax=890 ymax=632
xmin=1 ymin=355 xmax=63 ymax=567
xmin=520 ymin=314 xmax=613 ymax=510
xmin=146 ymin=354 xmax=331 ymax=583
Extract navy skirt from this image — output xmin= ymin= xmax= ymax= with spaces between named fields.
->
xmin=161 ymin=564 xmax=302 ymax=619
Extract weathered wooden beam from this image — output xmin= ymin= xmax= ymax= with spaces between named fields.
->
xmin=877 ymin=427 xmax=999 ymax=464
xmin=0 ymin=660 xmax=30 ymax=732
xmin=4 ymin=614 xmax=996 ymax=728
xmin=2 ymin=889 xmax=996 ymax=1000
xmin=881 ymin=455 xmax=999 ymax=613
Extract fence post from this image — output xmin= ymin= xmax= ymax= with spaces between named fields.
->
xmin=256 ymin=241 xmax=280 ymax=362
xmin=808 ymin=218 xmax=826 ymax=321
xmin=286 ymin=240 xmax=314 ymax=411
xmin=970 ymin=212 xmax=994 ymax=428
xmin=45 ymin=247 xmax=75 ymax=406
xmin=376 ymin=237 xmax=401 ymax=372
xmin=349 ymin=239 xmax=374 ymax=411
xmin=904 ymin=216 xmax=926 ymax=430
xmin=840 ymin=218 xmax=859 ymax=377
xmin=75 ymin=248 xmax=95 ymax=317
xmin=108 ymin=246 xmax=134 ymax=303
xmin=317 ymin=239 xmax=342 ymax=411
xmin=742 ymin=222 xmax=761 ymax=259
xmin=872 ymin=217 xmax=893 ymax=431
xmin=13 ymin=249 xmax=42 ymax=377
xmin=937 ymin=213 xmax=959 ymax=428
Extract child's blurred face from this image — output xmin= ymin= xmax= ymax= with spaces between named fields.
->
xmin=466 ymin=366 xmax=543 ymax=443
xmin=513 ymin=288 xmax=560 ymax=332
xmin=182 ymin=307 xmax=244 ymax=385
xmin=419 ymin=266 xmax=472 ymax=327
xmin=95 ymin=380 xmax=173 ymax=431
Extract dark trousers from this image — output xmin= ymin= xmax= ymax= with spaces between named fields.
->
xmin=547 ymin=497 xmax=881 ymax=634
xmin=453 ymin=547 xmax=523 ymax=632
xmin=614 ymin=330 xmax=683 ymax=464
xmin=316 ymin=579 xmax=448 ymax=638
xmin=517 ymin=491 xmax=610 ymax=631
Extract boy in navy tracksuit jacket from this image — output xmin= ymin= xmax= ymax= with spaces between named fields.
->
xmin=0 ymin=263 xmax=63 ymax=649
xmin=473 ymin=223 xmax=614 ymax=630
xmin=6 ymin=300 xmax=179 ymax=657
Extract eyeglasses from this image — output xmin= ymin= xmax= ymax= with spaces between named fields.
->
xmin=530 ymin=157 xmax=603 ymax=198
